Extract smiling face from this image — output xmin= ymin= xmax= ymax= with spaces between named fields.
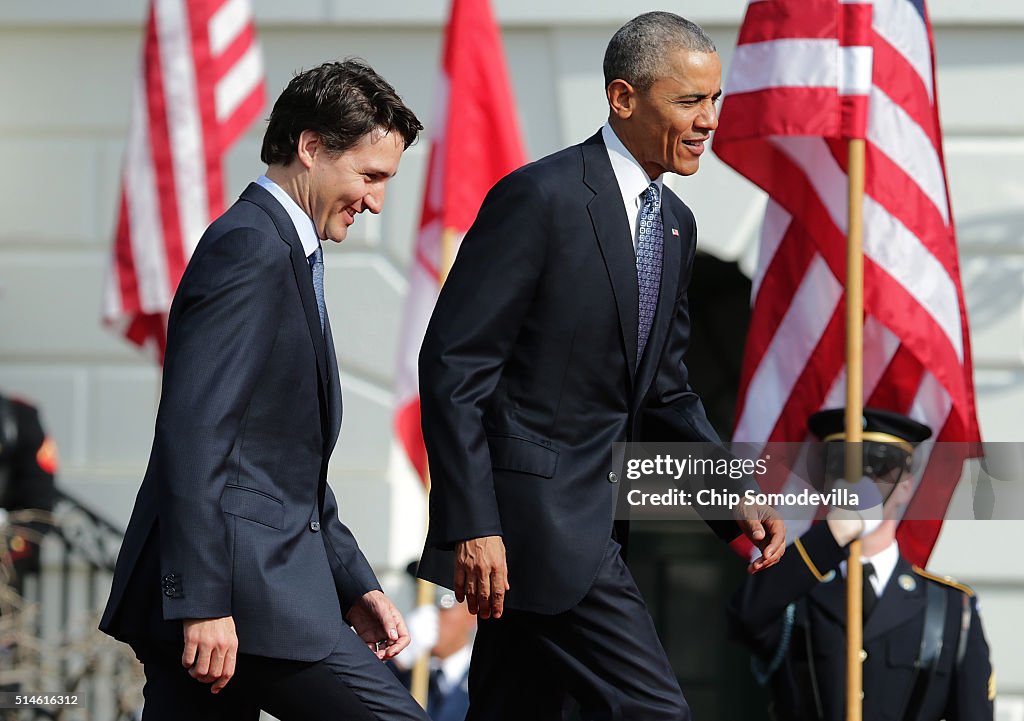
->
xmin=608 ymin=49 xmax=722 ymax=179
xmin=304 ymin=128 xmax=405 ymax=242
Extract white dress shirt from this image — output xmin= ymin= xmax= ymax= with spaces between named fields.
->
xmin=256 ymin=175 xmax=321 ymax=258
xmin=602 ymin=123 xmax=664 ymax=251
xmin=841 ymin=540 xmax=900 ymax=597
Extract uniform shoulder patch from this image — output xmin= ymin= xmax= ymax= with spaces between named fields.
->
xmin=912 ymin=565 xmax=974 ymax=597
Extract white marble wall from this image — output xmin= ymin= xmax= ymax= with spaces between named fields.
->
xmin=1 ymin=0 xmax=1022 ymax=705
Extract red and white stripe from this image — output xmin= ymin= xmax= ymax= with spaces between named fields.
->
xmin=715 ymin=0 xmax=980 ymax=567
xmin=104 ymin=0 xmax=265 ymax=356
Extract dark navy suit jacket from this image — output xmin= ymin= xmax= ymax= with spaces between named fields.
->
xmin=417 ymin=131 xmax=742 ymax=614
xmin=100 ymin=183 xmax=379 ymax=662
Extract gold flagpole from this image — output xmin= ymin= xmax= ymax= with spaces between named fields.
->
xmin=410 ymin=228 xmax=460 ymax=708
xmin=845 ymin=138 xmax=867 ymax=721
xmin=409 ymin=478 xmax=436 ymax=707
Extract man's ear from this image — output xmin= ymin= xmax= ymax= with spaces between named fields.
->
xmin=296 ymin=129 xmax=321 ymax=169
xmin=607 ymin=79 xmax=636 ymax=120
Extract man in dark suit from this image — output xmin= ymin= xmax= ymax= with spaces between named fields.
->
xmin=728 ymin=408 xmax=995 ymax=721
xmin=100 ymin=60 xmax=430 ymax=721
xmin=416 ymin=12 xmax=786 ymax=721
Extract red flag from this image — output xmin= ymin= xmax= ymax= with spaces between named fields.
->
xmin=104 ymin=0 xmax=266 ymax=357
xmin=394 ymin=0 xmax=526 ymax=482
xmin=714 ymin=0 xmax=980 ymax=566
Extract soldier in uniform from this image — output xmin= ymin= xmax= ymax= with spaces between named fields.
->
xmin=0 ymin=392 xmax=58 ymax=590
xmin=728 ymin=407 xmax=995 ymax=721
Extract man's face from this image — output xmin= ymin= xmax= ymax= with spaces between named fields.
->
xmin=307 ymin=129 xmax=405 ymax=242
xmin=624 ymin=49 xmax=722 ymax=178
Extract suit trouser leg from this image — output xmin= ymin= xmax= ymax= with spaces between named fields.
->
xmin=137 ymin=628 xmax=430 ymax=721
xmin=467 ymin=538 xmax=690 ymax=721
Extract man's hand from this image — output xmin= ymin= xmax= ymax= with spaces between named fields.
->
xmin=346 ymin=590 xmax=411 ymax=661
xmin=182 ymin=616 xmax=238 ymax=694
xmin=454 ymin=535 xmax=509 ymax=619
xmin=736 ymin=503 xmax=787 ymax=574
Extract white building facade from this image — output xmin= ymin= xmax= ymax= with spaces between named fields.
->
xmin=1 ymin=0 xmax=1021 ymax=714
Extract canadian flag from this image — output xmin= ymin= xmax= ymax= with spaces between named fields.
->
xmin=393 ymin=0 xmax=526 ymax=483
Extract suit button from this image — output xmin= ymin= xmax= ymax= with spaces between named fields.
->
xmin=860 ymin=649 xmax=868 ymax=662
xmin=309 ymin=521 xmax=321 ymax=532
xmin=164 ymin=588 xmax=175 ymax=597
xmin=608 ymin=472 xmax=619 ymax=484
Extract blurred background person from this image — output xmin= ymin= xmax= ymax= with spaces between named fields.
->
xmin=391 ymin=564 xmax=474 ymax=721
xmin=728 ymin=408 xmax=994 ymax=721
xmin=0 ymin=390 xmax=58 ymax=595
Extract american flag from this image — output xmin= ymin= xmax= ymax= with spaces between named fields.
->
xmin=104 ymin=0 xmax=265 ymax=356
xmin=394 ymin=0 xmax=525 ymax=483
xmin=714 ymin=0 xmax=980 ymax=566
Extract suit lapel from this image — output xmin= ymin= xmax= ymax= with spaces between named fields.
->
xmin=864 ymin=556 xmax=925 ymax=641
xmin=323 ymin=313 xmax=343 ymax=458
xmin=582 ymin=135 xmax=638 ymax=380
xmin=287 ymin=243 xmax=330 ymax=396
xmin=240 ymin=184 xmax=330 ymax=411
xmin=809 ymin=556 xmax=926 ymax=639
xmin=810 ymin=569 xmax=848 ymax=626
xmin=633 ymin=199 xmax=683 ymax=406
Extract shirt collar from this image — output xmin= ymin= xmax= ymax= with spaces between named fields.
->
xmin=601 ymin=122 xmax=663 ymax=207
xmin=435 ymin=643 xmax=472 ymax=692
xmin=256 ymin=175 xmax=321 ymax=258
xmin=841 ymin=540 xmax=900 ymax=595
xmin=863 ymin=540 xmax=900 ymax=593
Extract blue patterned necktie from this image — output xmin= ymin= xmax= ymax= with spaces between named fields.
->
xmin=636 ymin=182 xmax=663 ymax=361
xmin=308 ymin=245 xmax=326 ymax=335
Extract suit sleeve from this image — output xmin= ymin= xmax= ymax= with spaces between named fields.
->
xmin=153 ymin=228 xmax=288 ymax=620
xmin=949 ymin=595 xmax=995 ymax=721
xmin=321 ymin=480 xmax=382 ymax=614
xmin=419 ymin=171 xmax=549 ymax=545
xmin=727 ymin=522 xmax=846 ymax=657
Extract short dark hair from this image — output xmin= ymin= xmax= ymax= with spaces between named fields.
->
xmin=603 ymin=12 xmax=716 ymax=92
xmin=260 ymin=59 xmax=423 ymax=166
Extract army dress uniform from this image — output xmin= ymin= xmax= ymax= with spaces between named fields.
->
xmin=728 ymin=521 xmax=994 ymax=721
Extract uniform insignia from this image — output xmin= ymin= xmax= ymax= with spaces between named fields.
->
xmin=898 ymin=574 xmax=916 ymax=592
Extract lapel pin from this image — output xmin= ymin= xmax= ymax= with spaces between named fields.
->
xmin=898 ymin=574 xmax=916 ymax=592
xmin=671 ymin=228 xmax=680 ymax=236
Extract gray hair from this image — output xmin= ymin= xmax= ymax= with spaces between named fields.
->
xmin=603 ymin=12 xmax=716 ymax=91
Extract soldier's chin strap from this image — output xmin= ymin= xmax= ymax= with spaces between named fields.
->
xmin=901 ymin=580 xmax=948 ymax=720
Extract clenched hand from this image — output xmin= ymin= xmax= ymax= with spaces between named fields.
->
xmin=182 ymin=616 xmax=238 ymax=694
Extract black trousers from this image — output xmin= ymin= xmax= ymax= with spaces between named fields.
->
xmin=466 ymin=538 xmax=690 ymax=721
xmin=136 ymin=628 xmax=430 ymax=721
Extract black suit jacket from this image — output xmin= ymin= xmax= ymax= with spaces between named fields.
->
xmin=417 ymin=131 xmax=740 ymax=614
xmin=100 ymin=183 xmax=380 ymax=662
xmin=728 ymin=524 xmax=994 ymax=721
